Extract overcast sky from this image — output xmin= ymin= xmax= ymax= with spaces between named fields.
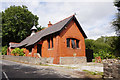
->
xmin=0 ymin=0 xmax=118 ymax=40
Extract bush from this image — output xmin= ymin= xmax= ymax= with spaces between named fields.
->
xmin=11 ymin=48 xmax=25 ymax=56
xmin=93 ymin=49 xmax=115 ymax=59
xmin=2 ymin=46 xmax=8 ymax=55
xmin=85 ymin=37 xmax=116 ymax=59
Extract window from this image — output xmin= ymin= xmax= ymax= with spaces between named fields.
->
xmin=51 ymin=37 xmax=53 ymax=48
xmin=66 ymin=38 xmax=79 ymax=49
xmin=76 ymin=40 xmax=79 ymax=48
xmin=48 ymin=37 xmax=54 ymax=49
xmin=66 ymin=38 xmax=70 ymax=47
xmin=48 ymin=39 xmax=50 ymax=49
xmin=71 ymin=39 xmax=75 ymax=49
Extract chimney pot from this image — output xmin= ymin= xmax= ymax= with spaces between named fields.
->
xmin=48 ymin=21 xmax=52 ymax=27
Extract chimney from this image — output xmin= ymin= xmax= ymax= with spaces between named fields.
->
xmin=48 ymin=21 xmax=52 ymax=27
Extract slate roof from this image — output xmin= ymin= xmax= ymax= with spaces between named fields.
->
xmin=11 ymin=15 xmax=87 ymax=48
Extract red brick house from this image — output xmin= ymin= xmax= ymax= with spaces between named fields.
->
xmin=7 ymin=15 xmax=87 ymax=64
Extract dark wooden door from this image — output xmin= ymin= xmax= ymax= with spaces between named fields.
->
xmin=86 ymin=49 xmax=93 ymax=62
xmin=37 ymin=44 xmax=42 ymax=57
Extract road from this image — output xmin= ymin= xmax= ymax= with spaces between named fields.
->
xmin=1 ymin=60 xmax=74 ymax=79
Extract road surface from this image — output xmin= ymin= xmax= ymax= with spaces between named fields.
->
xmin=1 ymin=60 xmax=74 ymax=79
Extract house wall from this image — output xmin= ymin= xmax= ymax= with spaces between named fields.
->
xmin=59 ymin=20 xmax=86 ymax=57
xmin=58 ymin=20 xmax=86 ymax=64
xmin=33 ymin=20 xmax=86 ymax=64
xmin=41 ymin=36 xmax=59 ymax=62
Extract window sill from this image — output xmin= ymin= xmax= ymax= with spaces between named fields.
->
xmin=67 ymin=47 xmax=80 ymax=49
xmin=29 ymin=52 xmax=32 ymax=54
xmin=48 ymin=48 xmax=54 ymax=50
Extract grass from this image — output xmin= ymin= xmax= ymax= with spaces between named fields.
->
xmin=39 ymin=63 xmax=78 ymax=69
xmin=83 ymin=70 xmax=103 ymax=75
xmin=65 ymin=66 xmax=78 ymax=69
xmin=39 ymin=63 xmax=53 ymax=66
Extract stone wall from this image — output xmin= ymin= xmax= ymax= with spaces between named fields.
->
xmin=103 ymin=59 xmax=120 ymax=79
xmin=2 ymin=55 xmax=53 ymax=64
xmin=60 ymin=57 xmax=86 ymax=64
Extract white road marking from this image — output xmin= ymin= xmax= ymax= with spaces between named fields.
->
xmin=3 ymin=72 xmax=9 ymax=80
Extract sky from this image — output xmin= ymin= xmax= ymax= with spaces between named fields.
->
xmin=0 ymin=0 xmax=118 ymax=40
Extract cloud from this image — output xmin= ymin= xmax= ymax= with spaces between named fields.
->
xmin=1 ymin=1 xmax=118 ymax=39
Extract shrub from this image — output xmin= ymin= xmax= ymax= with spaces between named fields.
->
xmin=93 ymin=49 xmax=115 ymax=59
xmin=2 ymin=46 xmax=8 ymax=55
xmin=11 ymin=48 xmax=25 ymax=56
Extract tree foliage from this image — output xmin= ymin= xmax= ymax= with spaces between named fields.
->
xmin=37 ymin=26 xmax=46 ymax=31
xmin=0 ymin=12 xmax=2 ymax=52
xmin=113 ymin=0 xmax=120 ymax=35
xmin=112 ymin=0 xmax=120 ymax=56
xmin=85 ymin=36 xmax=117 ymax=59
xmin=2 ymin=46 xmax=8 ymax=55
xmin=2 ymin=5 xmax=39 ymax=46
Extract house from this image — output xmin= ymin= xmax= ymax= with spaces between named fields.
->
xmin=7 ymin=15 xmax=87 ymax=64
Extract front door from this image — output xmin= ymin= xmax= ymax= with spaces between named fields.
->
xmin=37 ymin=44 xmax=42 ymax=57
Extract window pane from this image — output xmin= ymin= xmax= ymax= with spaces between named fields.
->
xmin=48 ymin=39 xmax=50 ymax=49
xmin=51 ymin=37 xmax=53 ymax=48
xmin=67 ymin=38 xmax=70 ymax=47
xmin=76 ymin=40 xmax=79 ymax=48
xmin=71 ymin=39 xmax=75 ymax=49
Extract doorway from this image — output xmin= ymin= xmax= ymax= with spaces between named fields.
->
xmin=37 ymin=44 xmax=42 ymax=57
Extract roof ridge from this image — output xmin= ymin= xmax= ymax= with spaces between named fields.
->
xmin=35 ymin=15 xmax=74 ymax=34
xmin=52 ymin=15 xmax=74 ymax=26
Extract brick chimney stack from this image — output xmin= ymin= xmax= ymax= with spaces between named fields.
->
xmin=48 ymin=21 xmax=52 ymax=27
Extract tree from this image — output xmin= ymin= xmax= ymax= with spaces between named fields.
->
xmin=0 ymin=12 xmax=2 ymax=52
xmin=37 ymin=26 xmax=46 ymax=31
xmin=2 ymin=5 xmax=39 ymax=46
xmin=112 ymin=0 xmax=120 ymax=56
xmin=85 ymin=39 xmax=95 ymax=50
xmin=113 ymin=0 xmax=120 ymax=36
xmin=85 ymin=36 xmax=116 ymax=59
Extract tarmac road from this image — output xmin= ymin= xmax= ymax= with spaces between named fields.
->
xmin=1 ymin=60 xmax=73 ymax=79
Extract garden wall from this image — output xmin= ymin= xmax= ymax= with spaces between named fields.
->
xmin=103 ymin=59 xmax=120 ymax=79
xmin=2 ymin=55 xmax=53 ymax=64
xmin=60 ymin=57 xmax=86 ymax=64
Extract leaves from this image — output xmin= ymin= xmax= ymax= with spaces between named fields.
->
xmin=85 ymin=36 xmax=118 ymax=59
xmin=11 ymin=48 xmax=25 ymax=56
xmin=2 ymin=5 xmax=39 ymax=46
xmin=112 ymin=0 xmax=120 ymax=56
xmin=2 ymin=46 xmax=8 ymax=55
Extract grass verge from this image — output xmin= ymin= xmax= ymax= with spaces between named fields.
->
xmin=83 ymin=70 xmax=103 ymax=75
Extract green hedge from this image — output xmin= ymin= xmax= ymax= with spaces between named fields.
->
xmin=11 ymin=48 xmax=25 ymax=56
xmin=2 ymin=46 xmax=8 ymax=55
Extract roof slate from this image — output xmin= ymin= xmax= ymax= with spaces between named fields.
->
xmin=11 ymin=15 xmax=87 ymax=48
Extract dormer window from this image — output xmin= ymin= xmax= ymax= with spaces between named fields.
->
xmin=66 ymin=38 xmax=80 ymax=49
